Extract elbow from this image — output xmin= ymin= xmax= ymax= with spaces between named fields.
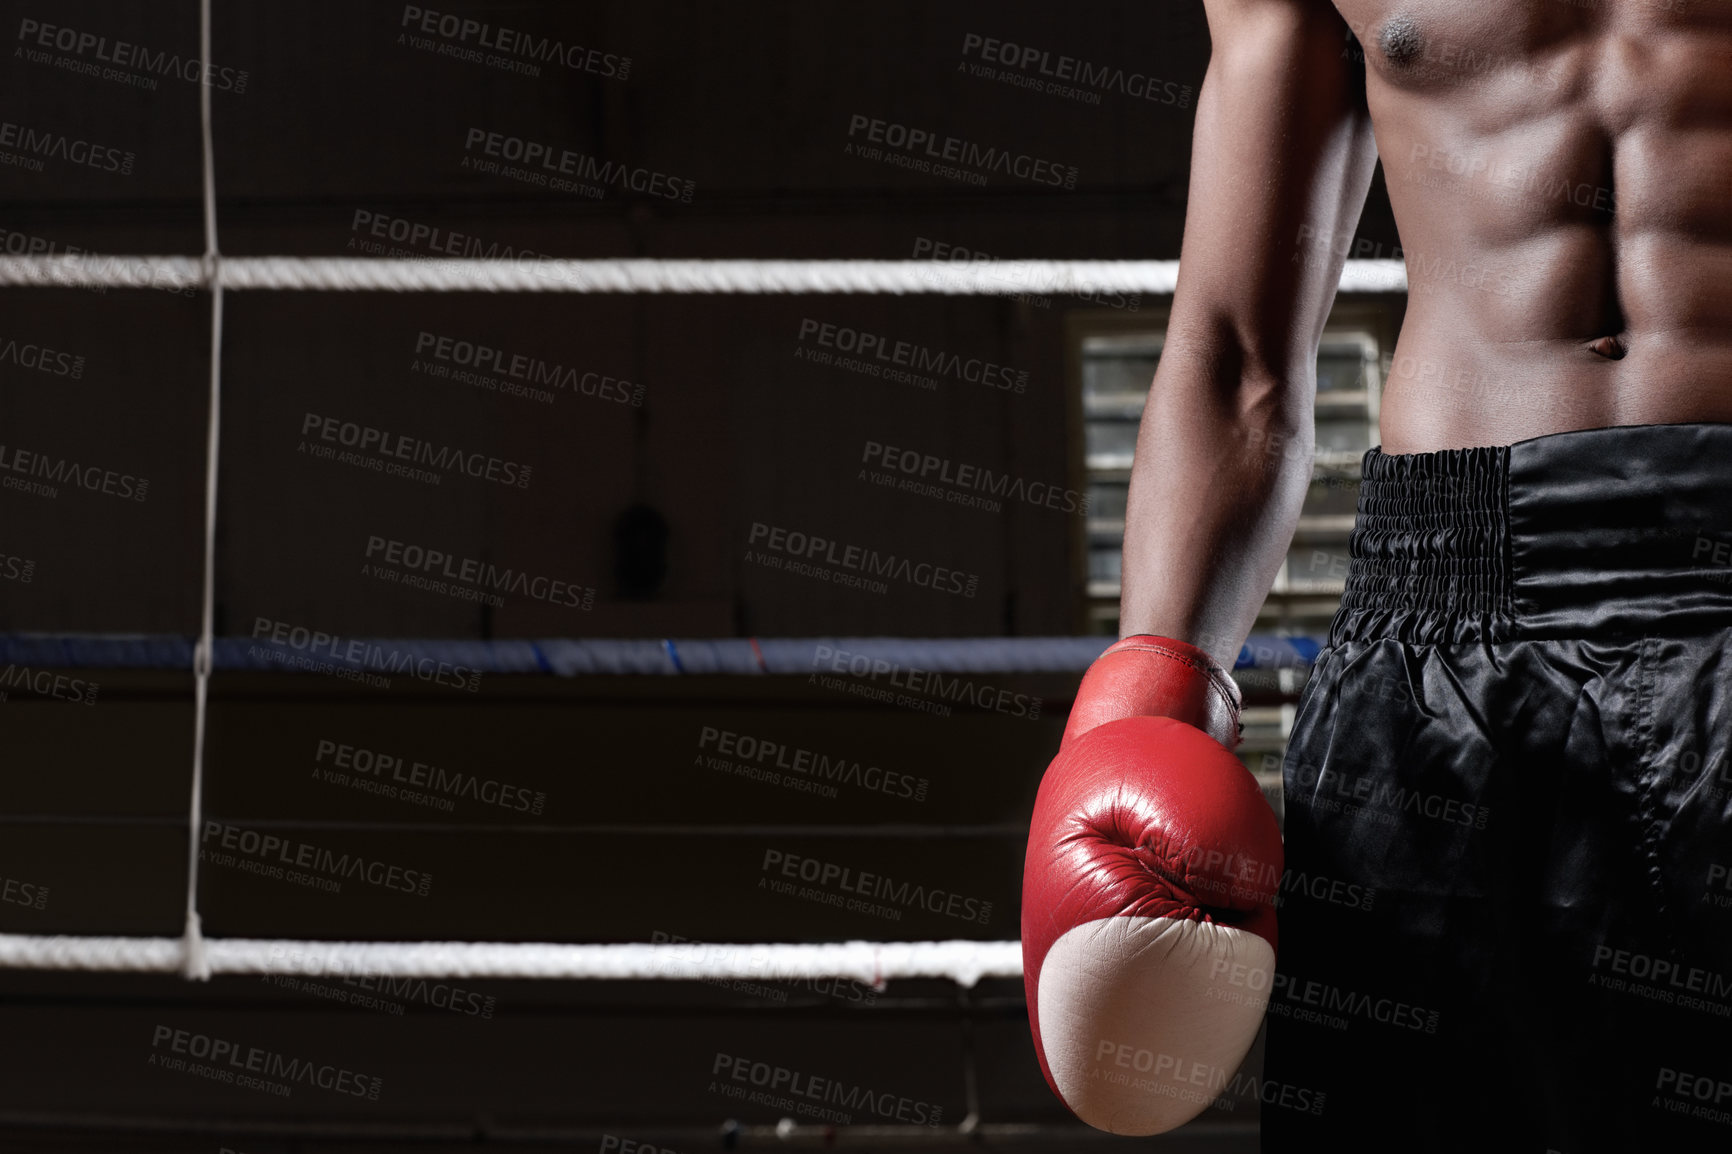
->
xmin=1204 ymin=347 xmax=1317 ymax=481
xmin=1164 ymin=317 xmax=1318 ymax=427
xmin=1233 ymin=369 xmax=1314 ymax=436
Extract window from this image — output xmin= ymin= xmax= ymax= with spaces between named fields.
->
xmin=1080 ymin=332 xmax=1161 ymax=613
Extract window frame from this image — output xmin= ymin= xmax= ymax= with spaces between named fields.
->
xmin=1064 ymin=296 xmax=1404 ymax=638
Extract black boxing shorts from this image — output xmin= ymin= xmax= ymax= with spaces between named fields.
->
xmin=1262 ymin=422 xmax=1732 ymax=1153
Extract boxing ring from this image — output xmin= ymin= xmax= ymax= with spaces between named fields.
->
xmin=0 ymin=0 xmax=1388 ymax=994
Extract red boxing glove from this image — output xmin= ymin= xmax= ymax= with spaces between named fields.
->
xmin=1022 ymin=636 xmax=1281 ymax=1135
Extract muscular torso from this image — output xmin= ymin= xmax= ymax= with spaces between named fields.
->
xmin=1329 ymin=0 xmax=1732 ymax=452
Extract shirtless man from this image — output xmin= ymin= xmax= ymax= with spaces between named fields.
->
xmin=1021 ymin=2 xmax=1732 ymax=1148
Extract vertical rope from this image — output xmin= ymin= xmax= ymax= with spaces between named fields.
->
xmin=181 ymin=0 xmax=223 ymax=981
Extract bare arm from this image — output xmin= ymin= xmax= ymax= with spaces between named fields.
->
xmin=1119 ymin=0 xmax=1378 ymax=667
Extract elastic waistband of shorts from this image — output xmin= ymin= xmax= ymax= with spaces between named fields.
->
xmin=1332 ymin=422 xmax=1732 ymax=645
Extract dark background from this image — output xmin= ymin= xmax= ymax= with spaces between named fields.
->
xmin=0 ymin=2 xmax=1398 ymax=1150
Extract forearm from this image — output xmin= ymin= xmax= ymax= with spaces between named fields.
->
xmin=1117 ymin=358 xmax=1314 ymax=669
xmin=1110 ymin=0 xmax=1373 ymax=670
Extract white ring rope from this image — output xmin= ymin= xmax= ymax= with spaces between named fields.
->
xmin=177 ymin=0 xmax=221 ymax=982
xmin=0 ymin=935 xmax=1021 ymax=986
xmin=0 ymin=254 xmax=1411 ymax=294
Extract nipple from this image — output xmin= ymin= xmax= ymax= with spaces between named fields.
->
xmin=1379 ymin=16 xmax=1423 ymax=66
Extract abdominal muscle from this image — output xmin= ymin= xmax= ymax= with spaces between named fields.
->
xmin=1338 ymin=3 xmax=1732 ymax=454
xmin=1377 ymin=319 xmax=1732 ymax=455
